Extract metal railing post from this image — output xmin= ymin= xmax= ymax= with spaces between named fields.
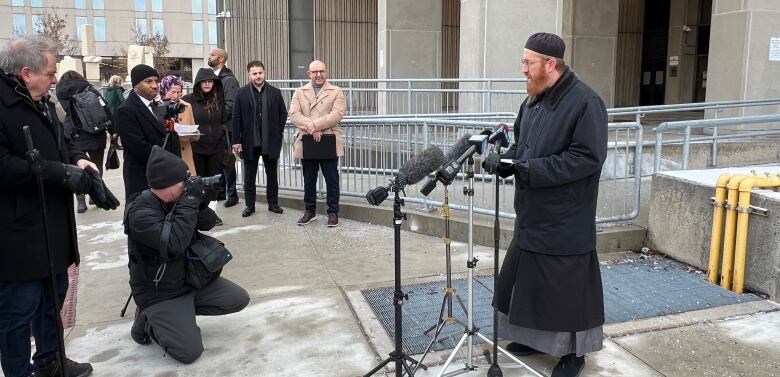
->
xmin=348 ymin=80 xmax=354 ymax=116
xmin=710 ymin=108 xmax=721 ymax=167
xmin=682 ymin=125 xmax=692 ymax=170
xmin=407 ymin=80 xmax=413 ymax=114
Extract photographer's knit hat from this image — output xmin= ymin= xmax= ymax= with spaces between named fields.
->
xmin=146 ymin=146 xmax=189 ymax=189
xmin=525 ymin=32 xmax=565 ymax=59
xmin=131 ymin=64 xmax=160 ymax=88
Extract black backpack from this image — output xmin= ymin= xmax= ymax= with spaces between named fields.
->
xmin=71 ymin=88 xmax=112 ymax=134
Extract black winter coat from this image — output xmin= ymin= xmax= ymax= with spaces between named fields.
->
xmin=56 ymin=77 xmax=110 ymax=152
xmin=501 ymin=69 xmax=608 ymax=255
xmin=183 ymin=68 xmax=227 ymax=156
xmin=217 ymin=67 xmax=239 ymax=125
xmin=231 ymin=83 xmax=288 ymax=160
xmin=115 ymin=91 xmax=181 ymax=200
xmin=125 ymin=190 xmax=218 ymax=310
xmin=0 ymin=70 xmax=88 ymax=282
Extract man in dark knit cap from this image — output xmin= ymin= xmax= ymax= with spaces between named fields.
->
xmin=483 ymin=32 xmax=607 ymax=377
xmin=124 ymin=146 xmax=249 ymax=364
xmin=115 ymin=64 xmax=182 ymax=200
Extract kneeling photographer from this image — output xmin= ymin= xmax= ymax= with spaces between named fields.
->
xmin=124 ymin=146 xmax=249 ymax=364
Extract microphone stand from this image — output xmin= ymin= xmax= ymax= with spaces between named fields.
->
xmin=413 ymin=185 xmax=468 ymax=373
xmin=364 ymin=185 xmax=425 ymax=377
xmin=486 ymin=148 xmax=504 ymax=377
xmin=23 ymin=126 xmax=68 ymax=377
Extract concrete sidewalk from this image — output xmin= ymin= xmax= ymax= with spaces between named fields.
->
xmin=14 ymin=168 xmax=780 ymax=377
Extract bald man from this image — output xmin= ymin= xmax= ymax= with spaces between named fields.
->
xmin=207 ymin=48 xmax=240 ymax=206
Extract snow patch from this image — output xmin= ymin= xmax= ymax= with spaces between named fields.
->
xmin=84 ymin=249 xmax=129 ymax=271
xmin=208 ymin=224 xmax=270 ymax=238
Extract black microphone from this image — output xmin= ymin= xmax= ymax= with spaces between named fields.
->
xmin=366 ymin=146 xmax=445 ymax=205
xmin=420 ymin=135 xmax=472 ymax=196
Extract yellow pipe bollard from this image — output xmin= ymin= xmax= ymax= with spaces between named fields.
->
xmin=733 ymin=175 xmax=780 ymax=294
xmin=707 ymin=173 xmax=734 ymax=284
xmin=720 ymin=174 xmax=754 ymax=290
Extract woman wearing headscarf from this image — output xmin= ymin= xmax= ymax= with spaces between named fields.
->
xmin=56 ymin=70 xmax=112 ymax=213
xmin=159 ymin=74 xmax=194 ymax=124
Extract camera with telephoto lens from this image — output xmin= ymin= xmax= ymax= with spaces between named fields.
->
xmin=164 ymin=100 xmax=185 ymax=120
xmin=187 ymin=174 xmax=225 ymax=202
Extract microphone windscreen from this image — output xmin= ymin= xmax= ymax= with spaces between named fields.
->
xmin=397 ymin=146 xmax=445 ymax=186
xmin=445 ymin=134 xmax=473 ymax=161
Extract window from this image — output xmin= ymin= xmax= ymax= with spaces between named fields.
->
xmin=208 ymin=20 xmax=217 ymax=45
xmin=151 ymin=0 xmax=162 ymax=12
xmin=76 ymin=16 xmax=88 ymax=40
xmin=134 ymin=0 xmax=145 ymax=11
xmin=93 ymin=0 xmax=104 ymax=9
xmin=152 ymin=19 xmax=164 ymax=36
xmin=94 ymin=17 xmax=106 ymax=41
xmin=12 ymin=0 xmax=24 ymax=6
xmin=207 ymin=0 xmax=216 ymax=14
xmin=135 ymin=18 xmax=147 ymax=35
xmin=32 ymin=14 xmax=43 ymax=34
xmin=191 ymin=0 xmax=202 ymax=13
xmin=75 ymin=0 xmax=86 ymax=9
xmin=31 ymin=0 xmax=42 ymax=7
xmin=192 ymin=20 xmax=203 ymax=44
xmin=13 ymin=14 xmax=25 ymax=36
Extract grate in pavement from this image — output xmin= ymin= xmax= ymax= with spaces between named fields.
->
xmin=361 ymin=257 xmax=761 ymax=355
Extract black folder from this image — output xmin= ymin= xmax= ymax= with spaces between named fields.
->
xmin=301 ymin=133 xmax=337 ymax=160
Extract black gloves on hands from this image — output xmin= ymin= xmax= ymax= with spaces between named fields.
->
xmin=84 ymin=167 xmax=120 ymax=210
xmin=183 ymin=177 xmax=205 ymax=202
xmin=42 ymin=161 xmax=91 ymax=194
xmin=481 ymin=152 xmax=501 ymax=175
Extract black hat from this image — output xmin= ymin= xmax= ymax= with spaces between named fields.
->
xmin=525 ymin=32 xmax=565 ymax=59
xmin=146 ymin=145 xmax=189 ymax=189
xmin=131 ymin=64 xmax=160 ymax=88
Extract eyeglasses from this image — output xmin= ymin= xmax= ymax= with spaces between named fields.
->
xmin=521 ymin=59 xmax=550 ymax=67
xmin=309 ymin=70 xmax=327 ymax=76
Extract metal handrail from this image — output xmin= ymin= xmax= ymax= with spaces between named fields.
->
xmin=608 ymin=98 xmax=780 ymax=116
xmin=653 ymin=114 xmax=780 ymax=171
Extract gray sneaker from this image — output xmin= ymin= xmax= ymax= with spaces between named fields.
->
xmin=297 ymin=211 xmax=316 ymax=225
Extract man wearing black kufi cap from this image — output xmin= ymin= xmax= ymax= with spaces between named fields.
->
xmin=483 ymin=32 xmax=608 ymax=377
xmin=124 ymin=146 xmax=249 ymax=364
xmin=115 ymin=64 xmax=182 ymax=200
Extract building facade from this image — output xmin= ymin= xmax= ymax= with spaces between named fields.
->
xmin=0 ymin=0 xmax=219 ymax=82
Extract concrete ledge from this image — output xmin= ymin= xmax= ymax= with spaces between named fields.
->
xmin=647 ymin=165 xmax=780 ymax=299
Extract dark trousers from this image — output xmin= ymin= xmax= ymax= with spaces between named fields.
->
xmin=222 ymin=132 xmax=237 ymax=199
xmin=243 ymin=148 xmax=278 ymax=208
xmin=0 ymin=272 xmax=68 ymax=377
xmin=302 ymin=158 xmax=339 ymax=214
xmin=85 ymin=148 xmax=104 ymax=175
xmin=137 ymin=277 xmax=249 ymax=364
xmin=193 ymin=151 xmax=223 ymax=178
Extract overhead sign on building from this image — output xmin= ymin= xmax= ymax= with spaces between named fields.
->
xmin=770 ymin=37 xmax=780 ymax=61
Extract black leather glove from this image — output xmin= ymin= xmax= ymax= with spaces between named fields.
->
xmin=481 ymin=152 xmax=501 ymax=175
xmin=182 ymin=177 xmax=205 ymax=202
xmin=41 ymin=161 xmax=91 ymax=194
xmin=85 ymin=166 xmax=120 ymax=210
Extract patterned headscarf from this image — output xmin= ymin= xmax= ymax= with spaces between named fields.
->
xmin=159 ymin=74 xmax=183 ymax=97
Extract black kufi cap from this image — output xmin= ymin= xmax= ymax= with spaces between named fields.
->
xmin=131 ymin=64 xmax=160 ymax=88
xmin=525 ymin=32 xmax=565 ymax=59
xmin=146 ymin=145 xmax=189 ymax=189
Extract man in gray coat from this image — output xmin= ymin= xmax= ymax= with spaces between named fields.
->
xmin=483 ymin=32 xmax=608 ymax=377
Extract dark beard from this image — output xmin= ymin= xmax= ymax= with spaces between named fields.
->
xmin=207 ymin=60 xmax=217 ymax=68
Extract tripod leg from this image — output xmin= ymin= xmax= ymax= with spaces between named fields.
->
xmin=436 ymin=333 xmax=469 ymax=377
xmin=413 ymin=319 xmax=446 ymax=373
xmin=401 ymin=358 xmax=416 ymax=376
xmin=454 ymin=292 xmax=468 ymax=314
xmin=363 ymin=356 xmax=393 ymax=377
xmin=423 ymin=294 xmax=448 ymax=335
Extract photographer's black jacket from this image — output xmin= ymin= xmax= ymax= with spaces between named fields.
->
xmin=500 ymin=68 xmax=608 ymax=255
xmin=0 ymin=69 xmax=88 ymax=281
xmin=115 ymin=91 xmax=181 ymax=200
xmin=125 ymin=189 xmax=217 ymax=310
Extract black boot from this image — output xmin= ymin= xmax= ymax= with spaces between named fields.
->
xmin=551 ymin=354 xmax=585 ymax=377
xmin=34 ymin=357 xmax=93 ymax=377
xmin=506 ymin=342 xmax=543 ymax=356
xmin=130 ymin=307 xmax=150 ymax=345
xmin=76 ymin=194 xmax=87 ymax=213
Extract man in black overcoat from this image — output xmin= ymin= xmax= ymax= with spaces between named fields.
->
xmin=115 ymin=64 xmax=181 ymax=200
xmin=483 ymin=32 xmax=608 ymax=377
xmin=0 ymin=35 xmax=99 ymax=377
xmin=231 ymin=60 xmax=288 ymax=217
